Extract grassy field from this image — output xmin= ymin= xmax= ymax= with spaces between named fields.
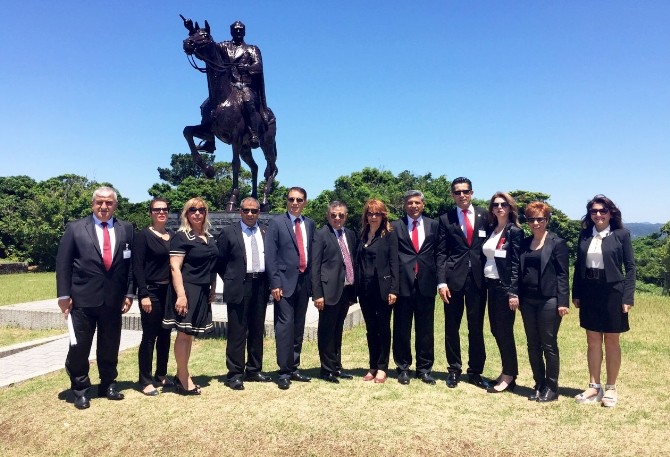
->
xmin=0 ymin=272 xmax=55 ymax=305
xmin=0 ymin=326 xmax=65 ymax=347
xmin=0 ymin=281 xmax=668 ymax=456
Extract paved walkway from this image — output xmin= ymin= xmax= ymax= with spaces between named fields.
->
xmin=0 ymin=298 xmax=362 ymax=389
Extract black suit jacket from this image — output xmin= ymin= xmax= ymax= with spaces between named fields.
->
xmin=520 ymin=231 xmax=569 ymax=307
xmin=56 ymin=215 xmax=134 ymax=308
xmin=355 ymin=230 xmax=399 ymax=299
xmin=265 ymin=213 xmax=315 ymax=298
xmin=489 ymin=223 xmax=523 ymax=296
xmin=572 ymin=228 xmax=636 ymax=304
xmin=391 ymin=216 xmax=439 ymax=297
xmin=311 ymin=225 xmax=358 ymax=306
xmin=216 ymin=222 xmax=268 ymax=305
xmin=437 ymin=207 xmax=488 ymax=290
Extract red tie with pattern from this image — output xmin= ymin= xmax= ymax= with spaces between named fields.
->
xmin=411 ymin=219 xmax=420 ymax=274
xmin=295 ymin=218 xmax=307 ymax=273
xmin=101 ymin=222 xmax=112 ymax=271
xmin=463 ymin=209 xmax=473 ymax=246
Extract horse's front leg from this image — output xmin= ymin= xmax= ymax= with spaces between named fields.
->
xmin=259 ymin=142 xmax=278 ymax=212
xmin=183 ymin=125 xmax=215 ymax=178
xmin=226 ymin=146 xmax=242 ymax=212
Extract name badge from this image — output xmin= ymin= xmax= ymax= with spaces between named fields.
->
xmin=494 ymin=249 xmax=507 ymax=258
xmin=123 ymin=243 xmax=131 ymax=259
xmin=478 ymin=230 xmax=487 ymax=238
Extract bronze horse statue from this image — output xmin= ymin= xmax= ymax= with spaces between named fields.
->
xmin=181 ymin=18 xmax=278 ymax=211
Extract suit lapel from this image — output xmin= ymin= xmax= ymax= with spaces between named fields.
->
xmin=540 ymin=233 xmax=553 ymax=274
xmin=234 ymin=223 xmax=247 ymax=270
xmin=283 ymin=213 xmax=299 ymax=249
xmin=112 ymin=218 xmax=125 ymax=263
xmin=85 ymin=216 xmax=102 ymax=258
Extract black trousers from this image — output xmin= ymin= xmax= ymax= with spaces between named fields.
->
xmin=226 ymin=275 xmax=269 ymax=381
xmin=393 ymin=283 xmax=435 ymax=374
xmin=274 ymin=273 xmax=310 ymax=378
xmin=317 ymin=286 xmax=354 ymax=376
xmin=444 ymin=272 xmax=486 ymax=375
xmin=138 ymin=283 xmax=171 ymax=387
xmin=486 ymin=279 xmax=518 ymax=377
xmin=520 ymin=296 xmax=562 ymax=392
xmin=359 ymin=283 xmax=393 ymax=372
xmin=66 ymin=305 xmax=122 ymax=396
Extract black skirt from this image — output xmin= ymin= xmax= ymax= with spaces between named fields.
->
xmin=579 ymin=279 xmax=630 ymax=333
xmin=162 ymin=282 xmax=214 ymax=335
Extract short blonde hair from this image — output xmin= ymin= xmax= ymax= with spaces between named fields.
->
xmin=179 ymin=197 xmax=212 ymax=235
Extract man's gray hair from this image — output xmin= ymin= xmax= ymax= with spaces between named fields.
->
xmin=91 ymin=186 xmax=118 ymax=203
xmin=403 ymin=190 xmax=424 ymax=203
xmin=327 ymin=200 xmax=348 ymax=212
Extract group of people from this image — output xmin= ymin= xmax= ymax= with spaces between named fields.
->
xmin=55 ymin=180 xmax=635 ymax=409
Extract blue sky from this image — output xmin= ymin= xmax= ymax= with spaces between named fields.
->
xmin=1 ymin=1 xmax=668 ymax=223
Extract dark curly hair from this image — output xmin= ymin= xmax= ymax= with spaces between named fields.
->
xmin=580 ymin=194 xmax=623 ymax=230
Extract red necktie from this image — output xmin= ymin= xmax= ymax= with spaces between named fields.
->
xmin=101 ymin=222 xmax=112 ymax=271
xmin=463 ymin=209 xmax=473 ymax=246
xmin=411 ymin=219 xmax=419 ymax=274
xmin=295 ymin=218 xmax=307 ymax=273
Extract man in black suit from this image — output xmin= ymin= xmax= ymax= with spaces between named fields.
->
xmin=56 ymin=186 xmax=134 ymax=409
xmin=265 ymin=187 xmax=315 ymax=390
xmin=311 ymin=201 xmax=358 ymax=383
xmin=216 ymin=197 xmax=272 ymax=390
xmin=437 ymin=177 xmax=490 ymax=389
xmin=391 ymin=190 xmax=438 ymax=385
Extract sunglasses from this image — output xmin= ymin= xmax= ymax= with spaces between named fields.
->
xmin=188 ymin=207 xmax=207 ymax=214
xmin=241 ymin=208 xmax=259 ymax=214
xmin=151 ymin=208 xmax=169 ymax=213
xmin=492 ymin=202 xmax=509 ymax=208
xmin=367 ymin=212 xmax=383 ymax=217
xmin=452 ymin=190 xmax=472 ymax=196
xmin=527 ymin=217 xmax=547 ymax=223
xmin=287 ymin=197 xmax=305 ymax=203
xmin=329 ymin=213 xmax=346 ymax=219
xmin=589 ymin=208 xmax=609 ymax=215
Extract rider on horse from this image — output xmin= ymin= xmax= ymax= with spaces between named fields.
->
xmin=198 ymin=20 xmax=265 ymax=153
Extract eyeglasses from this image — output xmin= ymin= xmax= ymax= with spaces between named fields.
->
xmin=492 ymin=202 xmax=509 ymax=208
xmin=589 ymin=208 xmax=609 ymax=215
xmin=329 ymin=213 xmax=346 ymax=219
xmin=241 ymin=208 xmax=259 ymax=214
xmin=287 ymin=197 xmax=305 ymax=203
xmin=452 ymin=190 xmax=472 ymax=196
xmin=527 ymin=217 xmax=547 ymax=223
xmin=366 ymin=212 xmax=383 ymax=217
xmin=151 ymin=208 xmax=169 ymax=213
xmin=188 ymin=207 xmax=207 ymax=214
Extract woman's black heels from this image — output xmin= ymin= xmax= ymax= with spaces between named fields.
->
xmin=487 ymin=378 xmax=516 ymax=394
xmin=174 ymin=375 xmax=202 ymax=395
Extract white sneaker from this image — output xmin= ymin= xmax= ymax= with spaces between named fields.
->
xmin=574 ymin=383 xmax=604 ymax=404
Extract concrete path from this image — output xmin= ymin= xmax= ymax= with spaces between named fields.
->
xmin=0 ymin=298 xmax=363 ymax=388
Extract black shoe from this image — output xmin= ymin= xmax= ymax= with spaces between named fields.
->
xmin=487 ymin=379 xmax=516 ymax=394
xmin=397 ymin=371 xmax=411 ymax=385
xmin=74 ymin=395 xmax=90 ymax=410
xmin=141 ymin=387 xmax=160 ymax=397
xmin=154 ymin=376 xmax=175 ymax=388
xmin=446 ymin=372 xmax=460 ymax=388
xmin=245 ymin=373 xmax=272 ymax=383
xmin=335 ymin=370 xmax=354 ymax=380
xmin=290 ymin=372 xmax=312 ymax=382
xmin=417 ymin=372 xmax=436 ymax=385
xmin=467 ymin=374 xmax=490 ymax=390
xmin=538 ymin=387 xmax=559 ymax=403
xmin=528 ymin=385 xmax=544 ymax=401
xmin=320 ymin=373 xmax=340 ymax=384
xmin=99 ymin=385 xmax=124 ymax=401
xmin=224 ymin=379 xmax=245 ymax=391
xmin=277 ymin=378 xmax=291 ymax=390
xmin=174 ymin=376 xmax=202 ymax=395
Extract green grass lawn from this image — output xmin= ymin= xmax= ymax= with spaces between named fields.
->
xmin=0 ymin=272 xmax=55 ymax=305
xmin=0 ymin=280 xmax=668 ymax=456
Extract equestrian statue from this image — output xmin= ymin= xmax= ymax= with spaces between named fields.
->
xmin=181 ymin=15 xmax=278 ymax=212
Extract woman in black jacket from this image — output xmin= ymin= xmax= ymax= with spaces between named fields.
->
xmin=572 ymin=195 xmax=635 ymax=408
xmin=519 ymin=201 xmax=569 ymax=403
xmin=483 ymin=192 xmax=523 ymax=393
xmin=355 ymin=199 xmax=399 ymax=384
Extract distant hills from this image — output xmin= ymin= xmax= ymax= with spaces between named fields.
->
xmin=626 ymin=223 xmax=665 ymax=238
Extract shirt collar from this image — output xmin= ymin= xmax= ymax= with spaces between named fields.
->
xmin=92 ymin=214 xmax=113 ymax=227
xmin=592 ymin=225 xmax=611 ymax=238
xmin=288 ymin=213 xmax=303 ymax=224
xmin=240 ymin=221 xmax=258 ymax=232
xmin=407 ymin=215 xmax=423 ymax=226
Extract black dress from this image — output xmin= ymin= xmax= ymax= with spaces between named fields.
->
xmin=162 ymin=230 xmax=218 ymax=335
